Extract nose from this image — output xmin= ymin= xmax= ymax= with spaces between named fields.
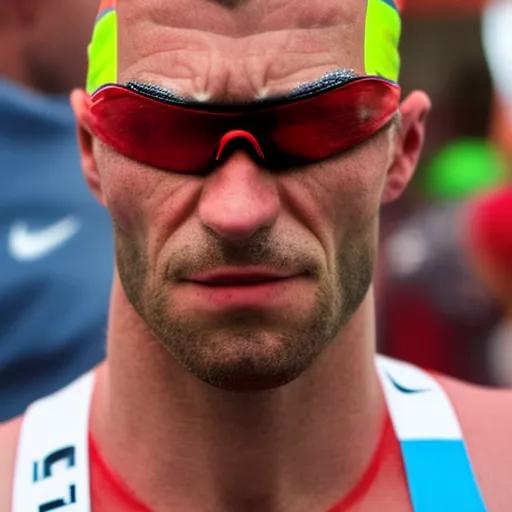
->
xmin=198 ymin=151 xmax=281 ymax=240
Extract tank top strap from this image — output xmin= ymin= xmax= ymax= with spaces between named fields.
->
xmin=376 ymin=355 xmax=488 ymax=512
xmin=11 ymin=372 xmax=94 ymax=512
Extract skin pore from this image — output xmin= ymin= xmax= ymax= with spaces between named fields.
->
xmin=71 ymin=0 xmax=430 ymax=510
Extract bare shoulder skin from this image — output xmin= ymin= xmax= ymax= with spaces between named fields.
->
xmin=0 ymin=417 xmax=22 ymax=512
xmin=438 ymin=374 xmax=512 ymax=511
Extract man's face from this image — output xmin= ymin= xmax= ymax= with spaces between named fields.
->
xmin=80 ymin=0 xmax=427 ymax=391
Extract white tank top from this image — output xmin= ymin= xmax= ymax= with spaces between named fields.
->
xmin=11 ymin=356 xmax=488 ymax=511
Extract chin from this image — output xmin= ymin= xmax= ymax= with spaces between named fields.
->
xmin=196 ymin=357 xmax=312 ymax=393
xmin=148 ymin=275 xmax=346 ymax=392
xmin=164 ymin=327 xmax=333 ymax=393
xmin=195 ymin=362 xmax=314 ymax=393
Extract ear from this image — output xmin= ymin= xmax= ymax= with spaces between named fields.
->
xmin=70 ymin=89 xmax=107 ymax=207
xmin=381 ymin=91 xmax=431 ymax=204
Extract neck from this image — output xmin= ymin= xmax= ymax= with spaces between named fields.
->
xmin=92 ymin=275 xmax=385 ymax=512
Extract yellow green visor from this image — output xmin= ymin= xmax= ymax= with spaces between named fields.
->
xmin=86 ymin=0 xmax=402 ymax=94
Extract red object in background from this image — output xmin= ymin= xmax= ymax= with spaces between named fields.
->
xmin=469 ymin=188 xmax=512 ymax=276
xmin=383 ymin=286 xmax=452 ymax=375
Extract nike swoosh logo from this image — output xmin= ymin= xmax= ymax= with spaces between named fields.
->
xmin=8 ymin=217 xmax=82 ymax=262
xmin=386 ymin=372 xmax=431 ymax=394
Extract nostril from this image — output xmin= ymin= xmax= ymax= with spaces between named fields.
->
xmin=216 ymin=130 xmax=265 ymax=162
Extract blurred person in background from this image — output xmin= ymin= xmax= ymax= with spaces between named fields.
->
xmin=466 ymin=187 xmax=512 ymax=387
xmin=377 ymin=140 xmax=508 ymax=384
xmin=0 ymin=0 xmax=113 ymax=421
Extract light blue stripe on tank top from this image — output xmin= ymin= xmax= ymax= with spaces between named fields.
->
xmin=401 ymin=440 xmax=488 ymax=512
xmin=376 ymin=356 xmax=488 ymax=512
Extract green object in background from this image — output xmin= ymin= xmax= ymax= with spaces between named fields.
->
xmin=422 ymin=139 xmax=509 ymax=201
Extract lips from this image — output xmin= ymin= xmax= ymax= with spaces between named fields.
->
xmin=186 ymin=268 xmax=297 ymax=286
xmin=178 ymin=267 xmax=310 ymax=311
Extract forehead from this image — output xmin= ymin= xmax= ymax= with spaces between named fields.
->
xmin=116 ymin=0 xmax=367 ymax=100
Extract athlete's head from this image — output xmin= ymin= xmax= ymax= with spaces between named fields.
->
xmin=0 ymin=0 xmax=98 ymax=93
xmin=72 ymin=0 xmax=430 ymax=392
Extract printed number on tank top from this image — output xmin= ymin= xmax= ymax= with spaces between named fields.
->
xmin=33 ymin=446 xmax=77 ymax=511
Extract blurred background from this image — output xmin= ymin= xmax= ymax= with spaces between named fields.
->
xmin=377 ymin=0 xmax=512 ymax=387
xmin=1 ymin=0 xmax=512 ymax=423
xmin=0 ymin=0 xmax=113 ymax=422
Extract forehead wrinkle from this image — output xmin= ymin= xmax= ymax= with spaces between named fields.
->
xmin=117 ymin=2 xmax=364 ymax=80
xmin=123 ymin=18 xmax=355 ymax=65
xmin=121 ymin=0 xmax=361 ymax=38
xmin=117 ymin=1 xmax=367 ymax=101
xmin=120 ymin=28 xmax=359 ymax=101
xmin=121 ymin=0 xmax=237 ymax=39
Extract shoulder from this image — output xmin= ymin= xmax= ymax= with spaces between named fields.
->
xmin=0 ymin=416 xmax=23 ymax=512
xmin=436 ymin=373 xmax=512 ymax=512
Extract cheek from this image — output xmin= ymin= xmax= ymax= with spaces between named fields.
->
xmin=325 ymin=165 xmax=384 ymax=231
xmin=97 ymin=148 xmax=202 ymax=257
xmin=281 ymin=142 xmax=389 ymax=258
xmin=330 ymin=141 xmax=390 ymax=226
xmin=98 ymin=152 xmax=159 ymax=240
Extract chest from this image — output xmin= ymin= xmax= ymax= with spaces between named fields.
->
xmin=11 ymin=357 xmax=488 ymax=512
xmin=88 ymin=445 xmax=414 ymax=512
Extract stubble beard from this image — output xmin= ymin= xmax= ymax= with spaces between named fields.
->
xmin=115 ymin=224 xmax=375 ymax=392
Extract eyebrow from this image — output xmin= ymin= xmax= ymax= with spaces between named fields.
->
xmin=126 ymin=68 xmax=357 ymax=107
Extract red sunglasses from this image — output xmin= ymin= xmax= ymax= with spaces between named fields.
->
xmin=86 ymin=75 xmax=401 ymax=174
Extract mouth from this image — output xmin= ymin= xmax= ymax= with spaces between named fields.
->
xmin=185 ymin=267 xmax=301 ymax=286
xmin=177 ymin=267 xmax=311 ymax=311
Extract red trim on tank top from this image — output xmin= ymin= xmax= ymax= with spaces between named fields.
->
xmin=327 ymin=412 xmax=392 ymax=511
xmin=89 ymin=412 xmax=392 ymax=511
xmin=89 ymin=434 xmax=152 ymax=511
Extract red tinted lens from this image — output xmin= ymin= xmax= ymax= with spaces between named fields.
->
xmin=270 ymin=78 xmax=401 ymax=161
xmin=88 ymin=78 xmax=400 ymax=173
xmin=88 ymin=86 xmax=228 ymax=173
